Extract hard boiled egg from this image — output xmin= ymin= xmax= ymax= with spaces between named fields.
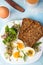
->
xmin=23 ymin=47 xmax=35 ymax=57
xmin=12 ymin=39 xmax=25 ymax=59
xmin=17 ymin=42 xmax=24 ymax=50
xmin=13 ymin=39 xmax=25 ymax=50
xmin=13 ymin=51 xmax=20 ymax=58
xmin=0 ymin=6 xmax=9 ymax=18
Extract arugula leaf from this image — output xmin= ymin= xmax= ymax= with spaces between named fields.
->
xmin=3 ymin=25 xmax=18 ymax=44
xmin=22 ymin=51 xmax=27 ymax=61
xmin=3 ymin=40 xmax=6 ymax=44
xmin=23 ymin=54 xmax=27 ymax=61
xmin=5 ymin=26 xmax=9 ymax=32
xmin=9 ymin=28 xmax=17 ymax=35
xmin=33 ymin=42 xmax=42 ymax=48
xmin=12 ymin=27 xmax=18 ymax=33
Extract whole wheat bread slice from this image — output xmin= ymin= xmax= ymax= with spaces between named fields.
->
xmin=18 ymin=18 xmax=43 ymax=47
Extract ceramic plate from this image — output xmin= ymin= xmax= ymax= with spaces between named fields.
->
xmin=0 ymin=20 xmax=43 ymax=64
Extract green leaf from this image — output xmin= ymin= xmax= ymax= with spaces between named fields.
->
xmin=3 ymin=25 xmax=18 ymax=44
xmin=9 ymin=28 xmax=17 ymax=35
xmin=33 ymin=42 xmax=42 ymax=48
xmin=3 ymin=40 xmax=6 ymax=44
xmin=23 ymin=54 xmax=27 ymax=61
xmin=12 ymin=27 xmax=18 ymax=33
xmin=22 ymin=51 xmax=27 ymax=61
xmin=6 ymin=36 xmax=11 ymax=42
xmin=5 ymin=26 xmax=9 ymax=32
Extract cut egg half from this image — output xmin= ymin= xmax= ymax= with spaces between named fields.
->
xmin=23 ymin=47 xmax=35 ymax=57
xmin=12 ymin=49 xmax=24 ymax=59
xmin=13 ymin=39 xmax=25 ymax=50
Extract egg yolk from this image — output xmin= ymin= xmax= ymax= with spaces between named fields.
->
xmin=27 ymin=50 xmax=34 ymax=57
xmin=13 ymin=52 xmax=20 ymax=58
xmin=17 ymin=43 xmax=24 ymax=49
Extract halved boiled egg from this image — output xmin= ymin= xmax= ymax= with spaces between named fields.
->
xmin=23 ymin=47 xmax=35 ymax=57
xmin=12 ymin=49 xmax=20 ymax=59
xmin=13 ymin=51 xmax=20 ymax=58
xmin=17 ymin=39 xmax=25 ymax=50
xmin=14 ymin=39 xmax=25 ymax=50
xmin=12 ymin=39 xmax=25 ymax=59
xmin=12 ymin=49 xmax=24 ymax=59
xmin=17 ymin=42 xmax=24 ymax=49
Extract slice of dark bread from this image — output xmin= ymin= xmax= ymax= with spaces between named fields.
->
xmin=18 ymin=18 xmax=43 ymax=47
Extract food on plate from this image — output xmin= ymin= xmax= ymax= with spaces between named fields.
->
xmin=12 ymin=40 xmax=26 ymax=61
xmin=12 ymin=49 xmax=26 ymax=61
xmin=26 ymin=0 xmax=39 ymax=4
xmin=32 ymin=42 xmax=42 ymax=52
xmin=17 ymin=42 xmax=25 ymax=50
xmin=12 ymin=24 xmax=20 ymax=31
xmin=2 ymin=25 xmax=17 ymax=44
xmin=12 ymin=46 xmax=35 ymax=61
xmin=1 ymin=23 xmax=20 ymax=58
xmin=5 ymin=0 xmax=25 ymax=12
xmin=18 ymin=18 xmax=43 ymax=47
xmin=4 ymin=38 xmax=35 ymax=61
xmin=0 ymin=6 xmax=9 ymax=18
xmin=1 ymin=19 xmax=43 ymax=62
xmin=27 ymin=50 xmax=35 ymax=57
xmin=5 ymin=42 xmax=14 ymax=56
xmin=13 ymin=51 xmax=20 ymax=58
xmin=23 ymin=47 xmax=35 ymax=57
xmin=14 ymin=39 xmax=25 ymax=50
xmin=1 ymin=24 xmax=20 ymax=44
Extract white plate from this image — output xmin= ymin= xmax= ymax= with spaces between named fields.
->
xmin=0 ymin=20 xmax=43 ymax=64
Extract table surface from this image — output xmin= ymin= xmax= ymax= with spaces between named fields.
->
xmin=0 ymin=0 xmax=43 ymax=65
